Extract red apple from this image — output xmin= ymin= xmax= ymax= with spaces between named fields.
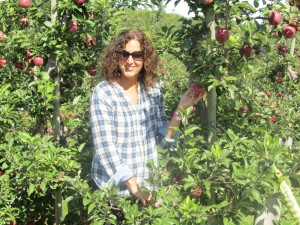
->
xmin=272 ymin=101 xmax=277 ymax=107
xmin=47 ymin=128 xmax=54 ymax=134
xmin=240 ymin=44 xmax=252 ymax=57
xmin=69 ymin=21 xmax=78 ymax=31
xmin=283 ymin=25 xmax=297 ymax=38
xmin=240 ymin=107 xmax=248 ymax=113
xmin=202 ymin=0 xmax=213 ymax=4
xmin=75 ymin=0 xmax=85 ymax=4
xmin=273 ymin=31 xmax=279 ymax=37
xmin=33 ymin=56 xmax=44 ymax=66
xmin=268 ymin=11 xmax=282 ymax=27
xmin=278 ymin=92 xmax=284 ymax=99
xmin=0 ymin=59 xmax=7 ymax=68
xmin=277 ymin=45 xmax=287 ymax=52
xmin=9 ymin=219 xmax=17 ymax=225
xmin=175 ymin=172 xmax=187 ymax=184
xmin=85 ymin=65 xmax=96 ymax=76
xmin=15 ymin=62 xmax=25 ymax=70
xmin=275 ymin=77 xmax=282 ymax=84
xmin=86 ymin=37 xmax=96 ymax=46
xmin=25 ymin=50 xmax=31 ymax=59
xmin=270 ymin=115 xmax=276 ymax=123
xmin=189 ymin=83 xmax=205 ymax=97
xmin=191 ymin=186 xmax=203 ymax=198
xmin=0 ymin=169 xmax=5 ymax=175
xmin=18 ymin=0 xmax=30 ymax=8
xmin=28 ymin=58 xmax=35 ymax=67
xmin=20 ymin=17 xmax=29 ymax=27
xmin=267 ymin=91 xmax=272 ymax=97
xmin=0 ymin=30 xmax=5 ymax=41
xmin=215 ymin=28 xmax=230 ymax=43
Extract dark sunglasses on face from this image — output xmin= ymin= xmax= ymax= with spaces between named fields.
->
xmin=121 ymin=50 xmax=143 ymax=61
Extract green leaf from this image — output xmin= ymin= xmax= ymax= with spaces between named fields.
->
xmin=88 ymin=202 xmax=96 ymax=214
xmin=62 ymin=198 xmax=69 ymax=221
xmin=0 ymin=84 xmax=11 ymax=96
xmin=83 ymin=197 xmax=91 ymax=206
xmin=18 ymin=132 xmax=32 ymax=143
xmin=73 ymin=96 xmax=81 ymax=105
xmin=227 ymin=129 xmax=236 ymax=141
xmin=40 ymin=181 xmax=47 ymax=192
xmin=235 ymin=2 xmax=256 ymax=12
xmin=78 ymin=143 xmax=86 ymax=152
xmin=212 ymin=144 xmax=222 ymax=158
xmin=41 ymin=72 xmax=50 ymax=81
xmin=185 ymin=125 xmax=200 ymax=136
xmin=28 ymin=183 xmax=35 ymax=196
xmin=251 ymin=189 xmax=261 ymax=203
xmin=44 ymin=21 xmax=53 ymax=28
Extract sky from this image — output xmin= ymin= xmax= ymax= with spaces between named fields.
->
xmin=165 ymin=0 xmax=271 ymax=18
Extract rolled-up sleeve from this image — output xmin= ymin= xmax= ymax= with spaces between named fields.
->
xmin=90 ymin=89 xmax=133 ymax=186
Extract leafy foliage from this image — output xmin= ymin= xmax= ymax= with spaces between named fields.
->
xmin=0 ymin=0 xmax=300 ymax=224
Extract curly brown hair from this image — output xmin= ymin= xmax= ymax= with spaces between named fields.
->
xmin=99 ymin=29 xmax=158 ymax=87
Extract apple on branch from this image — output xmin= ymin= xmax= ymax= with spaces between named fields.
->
xmin=270 ymin=115 xmax=276 ymax=123
xmin=85 ymin=65 xmax=96 ymax=76
xmin=74 ymin=0 xmax=85 ymax=5
xmin=202 ymin=0 xmax=213 ymax=4
xmin=28 ymin=59 xmax=35 ymax=67
xmin=85 ymin=37 xmax=96 ymax=46
xmin=15 ymin=62 xmax=25 ymax=70
xmin=0 ymin=59 xmax=8 ymax=68
xmin=277 ymin=45 xmax=287 ymax=52
xmin=69 ymin=21 xmax=78 ymax=31
xmin=18 ymin=0 xmax=30 ymax=8
xmin=240 ymin=44 xmax=252 ymax=57
xmin=0 ymin=30 xmax=5 ymax=41
xmin=283 ymin=25 xmax=297 ymax=39
xmin=33 ymin=56 xmax=44 ymax=66
xmin=268 ymin=11 xmax=282 ymax=27
xmin=25 ymin=50 xmax=31 ymax=59
xmin=20 ymin=17 xmax=29 ymax=28
xmin=216 ymin=28 xmax=230 ymax=44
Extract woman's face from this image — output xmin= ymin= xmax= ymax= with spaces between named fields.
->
xmin=118 ymin=39 xmax=144 ymax=82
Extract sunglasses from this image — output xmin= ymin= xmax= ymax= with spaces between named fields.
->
xmin=121 ymin=50 xmax=143 ymax=61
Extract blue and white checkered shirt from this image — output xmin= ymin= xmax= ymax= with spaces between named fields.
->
xmin=90 ymin=80 xmax=176 ymax=196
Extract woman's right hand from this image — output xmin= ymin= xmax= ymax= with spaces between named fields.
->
xmin=125 ymin=177 xmax=152 ymax=206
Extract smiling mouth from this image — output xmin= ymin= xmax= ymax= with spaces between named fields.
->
xmin=125 ymin=66 xmax=135 ymax=70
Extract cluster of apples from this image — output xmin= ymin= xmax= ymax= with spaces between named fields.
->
xmin=4 ymin=0 xmax=95 ymax=75
xmin=268 ymin=10 xmax=299 ymax=39
xmin=215 ymin=27 xmax=253 ymax=57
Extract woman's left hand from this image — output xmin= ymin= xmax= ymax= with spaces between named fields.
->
xmin=177 ymin=89 xmax=205 ymax=111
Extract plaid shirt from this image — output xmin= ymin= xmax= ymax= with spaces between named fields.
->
xmin=90 ymin=80 xmax=176 ymax=196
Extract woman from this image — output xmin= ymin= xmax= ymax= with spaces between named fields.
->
xmin=90 ymin=29 xmax=204 ymax=206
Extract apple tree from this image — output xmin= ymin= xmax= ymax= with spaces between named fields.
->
xmin=152 ymin=0 xmax=300 ymax=224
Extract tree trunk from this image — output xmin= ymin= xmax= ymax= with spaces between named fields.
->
xmin=205 ymin=6 xmax=218 ymax=224
xmin=47 ymin=0 xmax=62 ymax=224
